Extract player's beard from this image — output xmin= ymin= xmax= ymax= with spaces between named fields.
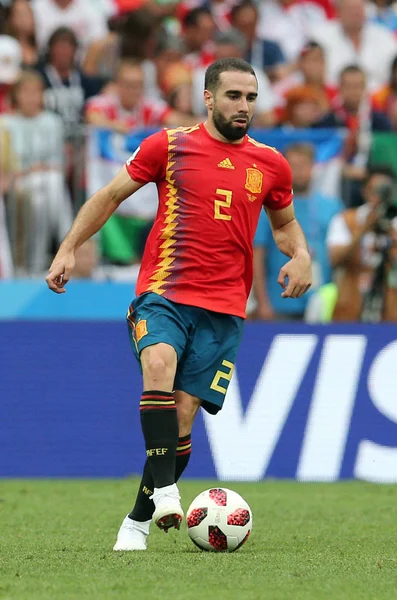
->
xmin=213 ymin=106 xmax=251 ymax=141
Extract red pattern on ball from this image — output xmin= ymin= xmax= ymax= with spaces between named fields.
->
xmin=187 ymin=508 xmax=208 ymax=528
xmin=209 ymin=488 xmax=227 ymax=506
xmin=208 ymin=526 xmax=228 ymax=551
xmin=227 ymin=508 xmax=250 ymax=526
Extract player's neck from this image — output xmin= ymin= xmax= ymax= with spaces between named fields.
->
xmin=203 ymin=120 xmax=246 ymax=145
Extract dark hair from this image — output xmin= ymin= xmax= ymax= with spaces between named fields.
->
xmin=340 ymin=64 xmax=365 ymax=80
xmin=215 ymin=28 xmax=247 ymax=54
xmin=300 ymin=40 xmax=324 ymax=57
xmin=284 ymin=142 xmax=315 ymax=161
xmin=365 ymin=165 xmax=396 ymax=184
xmin=48 ymin=26 xmax=78 ymax=50
xmin=183 ymin=6 xmax=212 ymax=28
xmin=204 ymin=57 xmax=256 ymax=92
xmin=119 ymin=8 xmax=158 ymax=59
xmin=231 ymin=0 xmax=258 ymax=21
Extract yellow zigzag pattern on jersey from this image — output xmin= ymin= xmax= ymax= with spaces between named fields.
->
xmin=147 ymin=125 xmax=200 ymax=294
xmin=247 ymin=136 xmax=279 ymax=153
xmin=148 ymin=129 xmax=180 ymax=295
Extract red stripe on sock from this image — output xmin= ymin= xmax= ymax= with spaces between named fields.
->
xmin=176 ymin=448 xmax=192 ymax=456
xmin=139 ymin=404 xmax=177 ymax=411
xmin=141 ymin=395 xmax=175 ymax=401
xmin=178 ymin=439 xmax=191 ymax=446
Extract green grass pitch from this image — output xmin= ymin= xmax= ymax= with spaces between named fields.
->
xmin=1 ymin=479 xmax=397 ymax=600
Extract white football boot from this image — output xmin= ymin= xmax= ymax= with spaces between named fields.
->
xmin=113 ymin=515 xmax=151 ymax=551
xmin=151 ymin=484 xmax=184 ymax=532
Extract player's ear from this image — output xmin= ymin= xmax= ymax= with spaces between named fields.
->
xmin=204 ymin=89 xmax=214 ymax=110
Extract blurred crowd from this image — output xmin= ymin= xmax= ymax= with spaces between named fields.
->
xmin=1 ymin=0 xmax=397 ymax=322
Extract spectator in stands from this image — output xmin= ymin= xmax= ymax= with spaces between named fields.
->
xmin=0 ymin=35 xmax=22 ymax=114
xmin=315 ymin=65 xmax=392 ymax=204
xmin=191 ymin=29 xmax=276 ymax=127
xmin=257 ymin=0 xmax=329 ymax=63
xmin=177 ymin=0 xmax=238 ymax=33
xmin=85 ymin=59 xmax=197 ymax=133
xmin=182 ymin=7 xmax=216 ymax=69
xmin=310 ymin=0 xmax=397 ymax=90
xmin=372 ymin=55 xmax=397 ymax=130
xmin=145 ymin=34 xmax=186 ymax=103
xmin=230 ymin=0 xmax=286 ymax=82
xmin=253 ymin=143 xmax=342 ymax=320
xmin=3 ymin=70 xmax=72 ymax=274
xmin=32 ymin=0 xmax=109 ymax=53
xmin=315 ymin=65 xmax=392 ymax=132
xmin=81 ymin=14 xmax=123 ymax=80
xmin=3 ymin=0 xmax=38 ymax=68
xmin=281 ymin=85 xmax=327 ymax=128
xmin=83 ymin=8 xmax=159 ymax=82
xmin=327 ymin=165 xmax=397 ymax=321
xmin=160 ymin=62 xmax=193 ymax=115
xmin=38 ymin=27 xmax=104 ymax=210
xmin=273 ymin=42 xmax=338 ymax=117
xmin=38 ymin=27 xmax=104 ymax=136
xmin=366 ymin=0 xmax=397 ymax=34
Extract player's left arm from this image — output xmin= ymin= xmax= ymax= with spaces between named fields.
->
xmin=265 ymin=154 xmax=312 ymax=299
xmin=266 ymin=203 xmax=312 ymax=298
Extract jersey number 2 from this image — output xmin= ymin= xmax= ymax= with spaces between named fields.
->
xmin=214 ymin=189 xmax=232 ymax=221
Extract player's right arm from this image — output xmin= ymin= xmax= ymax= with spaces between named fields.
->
xmin=46 ymin=166 xmax=143 ymax=293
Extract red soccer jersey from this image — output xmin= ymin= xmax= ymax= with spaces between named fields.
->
xmin=125 ymin=123 xmax=293 ymax=318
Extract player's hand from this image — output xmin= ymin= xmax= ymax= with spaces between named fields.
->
xmin=278 ymin=249 xmax=312 ymax=299
xmin=46 ymin=252 xmax=75 ymax=294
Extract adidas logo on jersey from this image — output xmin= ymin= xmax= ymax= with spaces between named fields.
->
xmin=218 ymin=158 xmax=235 ymax=169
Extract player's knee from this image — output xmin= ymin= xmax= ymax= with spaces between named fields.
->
xmin=143 ymin=357 xmax=172 ymax=387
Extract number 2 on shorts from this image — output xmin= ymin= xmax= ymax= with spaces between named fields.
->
xmin=210 ymin=360 xmax=234 ymax=394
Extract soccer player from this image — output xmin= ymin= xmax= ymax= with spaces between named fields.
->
xmin=46 ymin=57 xmax=312 ymax=551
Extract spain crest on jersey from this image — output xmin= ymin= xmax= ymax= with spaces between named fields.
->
xmin=245 ymin=168 xmax=263 ymax=194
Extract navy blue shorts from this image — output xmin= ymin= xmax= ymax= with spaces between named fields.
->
xmin=126 ymin=292 xmax=244 ymax=414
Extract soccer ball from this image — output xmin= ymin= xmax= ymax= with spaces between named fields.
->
xmin=186 ymin=488 xmax=252 ymax=552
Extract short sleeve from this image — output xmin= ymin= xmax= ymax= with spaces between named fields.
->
xmin=125 ymin=129 xmax=168 ymax=184
xmin=326 ymin=213 xmax=352 ymax=247
xmin=254 ymin=209 xmax=272 ymax=248
xmin=264 ymin=153 xmax=293 ymax=210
